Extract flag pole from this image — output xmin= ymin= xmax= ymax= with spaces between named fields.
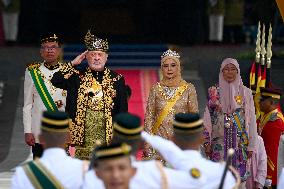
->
xmin=266 ymin=24 xmax=272 ymax=87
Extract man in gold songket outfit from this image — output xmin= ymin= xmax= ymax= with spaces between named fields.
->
xmin=143 ymin=49 xmax=199 ymax=160
xmin=52 ymin=30 xmax=128 ymax=159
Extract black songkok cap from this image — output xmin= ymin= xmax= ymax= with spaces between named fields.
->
xmin=41 ymin=111 xmax=69 ymax=132
xmin=113 ymin=113 xmax=142 ymax=139
xmin=173 ymin=113 xmax=203 ymax=133
xmin=95 ymin=142 xmax=131 ymax=160
xmin=260 ymin=86 xmax=282 ymax=100
xmin=40 ymin=33 xmax=61 ymax=45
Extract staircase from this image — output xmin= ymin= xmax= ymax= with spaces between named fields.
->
xmin=63 ymin=44 xmax=169 ymax=68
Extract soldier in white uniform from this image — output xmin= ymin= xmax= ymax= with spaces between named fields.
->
xmin=83 ymin=113 xmax=207 ymax=189
xmin=23 ymin=34 xmax=66 ymax=158
xmin=142 ymin=112 xmax=240 ymax=189
xmin=11 ymin=111 xmax=88 ymax=189
xmin=90 ymin=142 xmax=136 ymax=189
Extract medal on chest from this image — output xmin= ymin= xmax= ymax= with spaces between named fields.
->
xmin=86 ymin=79 xmax=103 ymax=100
xmin=224 ymin=114 xmax=232 ymax=128
xmin=234 ymin=95 xmax=242 ymax=105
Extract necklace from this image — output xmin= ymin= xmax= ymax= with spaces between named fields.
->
xmin=158 ymin=83 xmax=179 ymax=100
xmin=163 ymin=87 xmax=178 ymax=98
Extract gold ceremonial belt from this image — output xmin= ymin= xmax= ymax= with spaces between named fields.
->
xmin=87 ymin=103 xmax=105 ymax=111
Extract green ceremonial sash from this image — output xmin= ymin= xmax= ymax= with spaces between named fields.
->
xmin=29 ymin=68 xmax=58 ymax=111
xmin=22 ymin=160 xmax=65 ymax=189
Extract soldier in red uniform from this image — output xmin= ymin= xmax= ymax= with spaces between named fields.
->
xmin=259 ymin=86 xmax=284 ymax=188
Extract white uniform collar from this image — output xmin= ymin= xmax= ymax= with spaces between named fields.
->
xmin=41 ymin=148 xmax=67 ymax=159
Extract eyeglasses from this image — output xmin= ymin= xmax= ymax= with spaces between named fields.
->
xmin=222 ymin=68 xmax=238 ymax=73
xmin=41 ymin=46 xmax=60 ymax=51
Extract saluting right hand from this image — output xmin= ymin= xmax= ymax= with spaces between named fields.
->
xmin=25 ymin=133 xmax=35 ymax=146
xmin=71 ymin=50 xmax=88 ymax=66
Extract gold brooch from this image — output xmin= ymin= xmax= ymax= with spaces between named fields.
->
xmin=55 ymin=100 xmax=63 ymax=108
xmin=234 ymin=95 xmax=242 ymax=105
xmin=190 ymin=168 xmax=201 ymax=178
xmin=62 ymin=90 xmax=67 ymax=97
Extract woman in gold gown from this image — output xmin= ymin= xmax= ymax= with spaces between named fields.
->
xmin=143 ymin=49 xmax=199 ymax=160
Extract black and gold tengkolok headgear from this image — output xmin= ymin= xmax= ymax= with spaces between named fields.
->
xmin=40 ymin=34 xmax=60 ymax=44
xmin=41 ymin=111 xmax=69 ymax=132
xmin=84 ymin=30 xmax=109 ymax=52
xmin=173 ymin=113 xmax=203 ymax=133
xmin=113 ymin=113 xmax=142 ymax=139
xmin=260 ymin=86 xmax=283 ymax=100
xmin=95 ymin=142 xmax=131 ymax=160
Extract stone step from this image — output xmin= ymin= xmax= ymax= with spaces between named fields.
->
xmin=0 ymin=153 xmax=32 ymax=189
xmin=0 ymin=171 xmax=14 ymax=189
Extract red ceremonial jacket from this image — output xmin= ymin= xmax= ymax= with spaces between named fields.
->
xmin=260 ymin=109 xmax=284 ymax=185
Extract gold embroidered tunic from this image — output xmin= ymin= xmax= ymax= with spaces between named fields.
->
xmin=51 ymin=63 xmax=128 ymax=159
xmin=144 ymin=80 xmax=198 ymax=159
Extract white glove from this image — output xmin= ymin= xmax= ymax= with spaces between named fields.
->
xmin=141 ymin=131 xmax=151 ymax=141
xmin=264 ymin=179 xmax=272 ymax=187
